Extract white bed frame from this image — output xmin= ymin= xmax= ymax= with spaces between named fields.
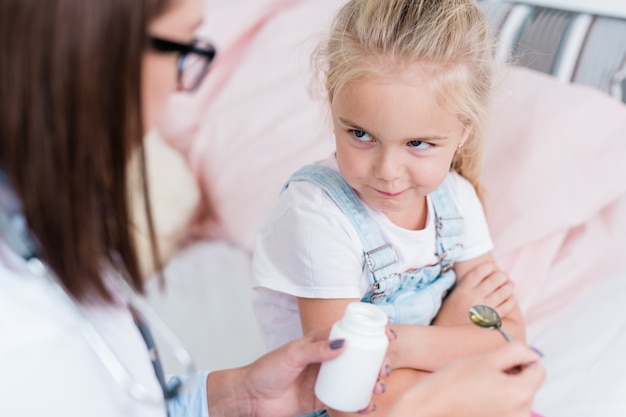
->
xmin=502 ymin=0 xmax=626 ymax=18
xmin=481 ymin=0 xmax=626 ymax=101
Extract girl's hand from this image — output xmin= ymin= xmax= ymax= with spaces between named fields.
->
xmin=434 ymin=261 xmax=516 ymax=326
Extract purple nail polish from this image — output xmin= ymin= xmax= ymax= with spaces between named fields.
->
xmin=385 ymin=364 xmax=392 ymax=376
xmin=329 ymin=339 xmax=345 ymax=350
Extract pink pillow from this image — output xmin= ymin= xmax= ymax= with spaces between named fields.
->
xmin=158 ymin=0 xmax=342 ymax=250
xmin=483 ymin=68 xmax=626 ymax=320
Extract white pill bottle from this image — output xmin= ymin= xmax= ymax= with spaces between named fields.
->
xmin=314 ymin=302 xmax=389 ymax=412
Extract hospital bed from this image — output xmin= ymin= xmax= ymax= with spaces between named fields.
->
xmin=142 ymin=1 xmax=626 ymax=416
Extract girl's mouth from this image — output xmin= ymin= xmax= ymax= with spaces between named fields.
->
xmin=373 ymin=188 xmax=406 ymax=198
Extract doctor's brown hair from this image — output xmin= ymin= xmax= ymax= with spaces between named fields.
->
xmin=0 ymin=0 xmax=168 ymax=301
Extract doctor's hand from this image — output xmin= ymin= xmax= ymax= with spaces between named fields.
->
xmin=387 ymin=341 xmax=545 ymax=417
xmin=205 ymin=328 xmax=390 ymax=417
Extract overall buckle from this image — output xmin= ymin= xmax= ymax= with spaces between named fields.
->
xmin=364 ymin=243 xmax=397 ymax=273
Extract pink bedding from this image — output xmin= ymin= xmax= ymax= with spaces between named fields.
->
xmin=483 ymin=68 xmax=626 ymax=322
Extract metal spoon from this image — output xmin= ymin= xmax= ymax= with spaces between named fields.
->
xmin=468 ymin=305 xmax=512 ymax=342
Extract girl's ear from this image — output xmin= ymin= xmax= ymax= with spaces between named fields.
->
xmin=458 ymin=125 xmax=472 ymax=149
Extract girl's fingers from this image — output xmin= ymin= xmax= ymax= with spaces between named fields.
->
xmin=493 ymin=295 xmax=517 ymax=318
xmin=475 ymin=270 xmax=510 ymax=297
xmin=484 ymin=280 xmax=515 ymax=306
xmin=458 ymin=262 xmax=498 ymax=288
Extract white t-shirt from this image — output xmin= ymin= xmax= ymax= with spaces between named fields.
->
xmin=252 ymin=157 xmax=493 ymax=350
xmin=0 ymin=242 xmax=209 ymax=417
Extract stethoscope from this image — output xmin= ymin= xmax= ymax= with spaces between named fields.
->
xmin=0 ymin=170 xmax=196 ymax=413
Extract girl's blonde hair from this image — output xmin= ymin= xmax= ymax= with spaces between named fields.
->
xmin=314 ymin=0 xmax=496 ymax=202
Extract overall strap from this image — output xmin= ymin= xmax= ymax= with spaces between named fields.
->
xmin=429 ymin=179 xmax=464 ymax=271
xmin=284 ymin=165 xmax=400 ymax=294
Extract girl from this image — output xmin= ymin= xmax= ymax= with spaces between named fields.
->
xmin=252 ymin=0 xmax=527 ymax=415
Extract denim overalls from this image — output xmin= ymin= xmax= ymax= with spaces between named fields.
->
xmin=285 ymin=165 xmax=464 ymax=325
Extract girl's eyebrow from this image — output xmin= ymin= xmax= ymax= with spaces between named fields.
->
xmin=338 ymin=117 xmax=365 ymax=129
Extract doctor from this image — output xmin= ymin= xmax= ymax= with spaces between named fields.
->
xmin=0 ymin=0 xmax=544 ymax=416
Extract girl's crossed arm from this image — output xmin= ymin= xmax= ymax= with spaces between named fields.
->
xmin=389 ymin=252 xmax=526 ymax=372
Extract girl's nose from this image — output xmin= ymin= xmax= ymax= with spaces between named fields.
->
xmin=374 ymin=149 xmax=403 ymax=182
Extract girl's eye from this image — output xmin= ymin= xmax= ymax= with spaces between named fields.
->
xmin=351 ymin=129 xmax=373 ymax=142
xmin=408 ymin=140 xmax=431 ymax=150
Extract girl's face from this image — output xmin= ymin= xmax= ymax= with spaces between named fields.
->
xmin=142 ymin=0 xmax=205 ymax=129
xmin=331 ymin=66 xmax=470 ymax=230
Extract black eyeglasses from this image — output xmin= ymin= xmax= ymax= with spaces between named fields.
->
xmin=150 ymin=36 xmax=217 ymax=92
